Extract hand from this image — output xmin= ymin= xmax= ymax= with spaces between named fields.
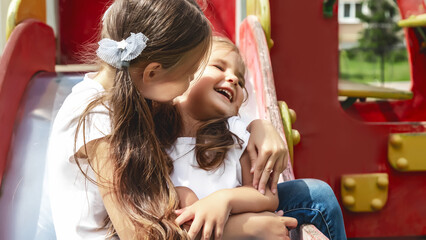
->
xmin=223 ymin=211 xmax=298 ymax=240
xmin=175 ymin=190 xmax=231 ymax=240
xmin=252 ymin=213 xmax=298 ymax=240
xmin=246 ymin=119 xmax=288 ymax=194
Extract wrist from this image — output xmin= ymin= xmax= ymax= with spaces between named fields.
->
xmin=247 ymin=119 xmax=270 ymax=131
xmin=217 ymin=189 xmax=233 ymax=213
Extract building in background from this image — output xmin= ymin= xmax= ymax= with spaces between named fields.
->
xmin=338 ymin=0 xmax=365 ymax=49
xmin=0 ymin=0 xmax=13 ymax=55
xmin=338 ymin=0 xmax=402 ymax=50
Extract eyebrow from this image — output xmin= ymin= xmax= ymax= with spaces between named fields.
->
xmin=214 ymin=59 xmax=245 ymax=83
xmin=212 ymin=59 xmax=227 ymax=66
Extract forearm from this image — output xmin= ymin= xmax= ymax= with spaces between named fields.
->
xmin=222 ymin=212 xmax=276 ymax=239
xmin=223 ymin=212 xmax=297 ymax=240
xmin=176 ymin=186 xmax=199 ymax=209
xmin=220 ymin=186 xmax=279 ymax=214
xmin=222 ymin=212 xmax=259 ymax=239
xmin=246 ymin=119 xmax=269 ymax=132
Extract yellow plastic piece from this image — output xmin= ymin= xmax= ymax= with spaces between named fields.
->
xmin=338 ymin=80 xmax=413 ymax=100
xmin=389 ymin=134 xmax=403 ymax=148
xmin=388 ymin=133 xmax=426 ymax=171
xmin=246 ymin=0 xmax=274 ymax=49
xmin=292 ymin=129 xmax=300 ymax=145
xmin=398 ymin=13 xmax=426 ymax=27
xmin=6 ymin=0 xmax=46 ymax=40
xmin=278 ymin=101 xmax=297 ymax=164
xmin=341 ymin=173 xmax=388 ymax=212
xmin=289 ymin=109 xmax=296 ymax=125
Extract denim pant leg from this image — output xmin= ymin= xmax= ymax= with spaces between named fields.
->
xmin=276 ymin=179 xmax=347 ymax=240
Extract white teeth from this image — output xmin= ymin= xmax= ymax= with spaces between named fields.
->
xmin=216 ymin=89 xmax=233 ymax=101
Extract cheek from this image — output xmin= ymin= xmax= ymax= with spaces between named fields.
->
xmin=236 ymin=91 xmax=245 ymax=108
xmin=176 ymin=79 xmax=190 ymax=96
xmin=187 ymin=88 xmax=206 ymax=104
xmin=165 ymin=79 xmax=190 ymax=100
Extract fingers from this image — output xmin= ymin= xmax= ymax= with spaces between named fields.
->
xmin=270 ymin=156 xmax=284 ymax=194
xmin=252 ymin=150 xmax=270 ymax=190
xmin=174 ymin=208 xmax=185 ymax=216
xmin=281 ymin=150 xmax=289 ymax=171
xmin=257 ymin=154 xmax=276 ymax=194
xmin=245 ymin=141 xmax=258 ymax=174
xmin=201 ymin=221 xmax=213 ymax=240
xmin=214 ymin=220 xmax=225 ymax=240
xmin=175 ymin=209 xmax=194 ymax=226
xmin=187 ymin=218 xmax=203 ymax=240
xmin=280 ymin=217 xmax=296 ymax=240
xmin=182 ymin=220 xmax=192 ymax=232
xmin=282 ymin=217 xmax=298 ymax=230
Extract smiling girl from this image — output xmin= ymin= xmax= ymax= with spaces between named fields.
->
xmin=166 ymin=36 xmax=347 ymax=240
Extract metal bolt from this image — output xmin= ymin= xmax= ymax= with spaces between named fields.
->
xmin=396 ymin=157 xmax=409 ymax=170
xmin=292 ymin=129 xmax=301 ymax=145
xmin=389 ymin=134 xmax=403 ymax=149
xmin=371 ymin=198 xmax=384 ymax=211
xmin=343 ymin=178 xmax=356 ymax=190
xmin=343 ymin=195 xmax=356 ymax=207
xmin=377 ymin=176 xmax=389 ymax=189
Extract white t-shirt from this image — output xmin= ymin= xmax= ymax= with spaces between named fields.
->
xmin=168 ymin=116 xmax=251 ymax=199
xmin=47 ymin=73 xmax=112 ymax=240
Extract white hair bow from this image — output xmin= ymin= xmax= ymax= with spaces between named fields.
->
xmin=96 ymin=32 xmax=149 ymax=69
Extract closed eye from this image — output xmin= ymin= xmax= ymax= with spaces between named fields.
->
xmin=213 ymin=65 xmax=224 ymax=71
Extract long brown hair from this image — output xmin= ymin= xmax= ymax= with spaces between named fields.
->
xmin=75 ymin=0 xmax=211 ymax=239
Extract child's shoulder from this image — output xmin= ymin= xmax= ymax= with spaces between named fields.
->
xmin=227 ymin=116 xmax=250 ymax=141
xmin=62 ymin=73 xmax=105 ymax=109
xmin=227 ymin=116 xmax=249 ymax=131
xmin=55 ymin=72 xmax=109 ymax=127
xmin=71 ymin=72 xmax=104 ymax=95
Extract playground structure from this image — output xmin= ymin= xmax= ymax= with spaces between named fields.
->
xmin=1 ymin=0 xmax=426 ymax=239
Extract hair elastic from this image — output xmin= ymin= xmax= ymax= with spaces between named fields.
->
xmin=96 ymin=32 xmax=149 ymax=69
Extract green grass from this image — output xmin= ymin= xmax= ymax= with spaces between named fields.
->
xmin=339 ymin=49 xmax=411 ymax=84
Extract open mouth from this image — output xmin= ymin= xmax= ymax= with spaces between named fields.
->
xmin=215 ymin=88 xmax=233 ymax=102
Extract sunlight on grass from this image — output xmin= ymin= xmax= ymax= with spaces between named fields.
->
xmin=339 ymin=48 xmax=411 ymax=84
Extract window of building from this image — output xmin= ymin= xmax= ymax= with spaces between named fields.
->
xmin=355 ymin=3 xmax=363 ymax=18
xmin=344 ymin=3 xmax=351 ymax=18
xmin=339 ymin=1 xmax=363 ymax=24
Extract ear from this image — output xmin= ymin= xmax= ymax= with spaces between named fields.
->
xmin=143 ymin=62 xmax=163 ymax=84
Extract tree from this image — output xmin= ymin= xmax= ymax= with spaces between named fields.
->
xmin=357 ymin=0 xmax=401 ymax=84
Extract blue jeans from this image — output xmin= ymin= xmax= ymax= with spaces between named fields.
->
xmin=277 ymin=179 xmax=347 ymax=240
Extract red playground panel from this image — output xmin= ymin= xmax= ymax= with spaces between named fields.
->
xmin=269 ymin=0 xmax=426 ymax=238
xmin=57 ymin=0 xmax=236 ymax=64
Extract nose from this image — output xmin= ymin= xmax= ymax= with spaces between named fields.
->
xmin=226 ymin=74 xmax=238 ymax=85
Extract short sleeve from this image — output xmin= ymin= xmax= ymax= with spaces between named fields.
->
xmin=50 ymin=74 xmax=112 ymax=163
xmin=74 ymin=104 xmax=111 ymax=157
xmin=227 ymin=116 xmax=251 ymax=158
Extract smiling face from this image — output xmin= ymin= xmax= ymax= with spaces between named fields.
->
xmin=178 ymin=41 xmax=246 ymax=121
